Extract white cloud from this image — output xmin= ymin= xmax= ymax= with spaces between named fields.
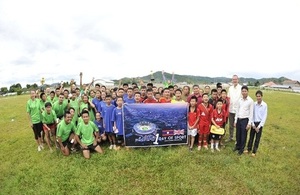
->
xmin=0 ymin=0 xmax=299 ymax=88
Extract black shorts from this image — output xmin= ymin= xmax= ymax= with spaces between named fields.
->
xmin=211 ymin=133 xmax=222 ymax=140
xmin=106 ymin=132 xmax=114 ymax=136
xmin=62 ymin=140 xmax=69 ymax=147
xmin=83 ymin=144 xmax=97 ymax=151
xmin=32 ymin=122 xmax=43 ymax=139
xmin=116 ymin=135 xmax=124 ymax=140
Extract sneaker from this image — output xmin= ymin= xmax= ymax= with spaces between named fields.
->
xmin=244 ymin=150 xmax=249 ymax=154
xmin=251 ymin=153 xmax=256 ymax=157
xmin=197 ymin=146 xmax=201 ymax=151
xmin=40 ymin=145 xmax=44 ymax=150
xmin=189 ymin=148 xmax=192 ymax=152
xmin=215 ymin=147 xmax=220 ymax=152
xmin=113 ymin=145 xmax=119 ymax=150
xmin=37 ymin=146 xmax=41 ymax=152
xmin=204 ymin=146 xmax=208 ymax=150
xmin=109 ymin=145 xmax=113 ymax=150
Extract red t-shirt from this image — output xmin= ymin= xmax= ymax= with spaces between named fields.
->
xmin=188 ymin=107 xmax=199 ymax=127
xmin=212 ymin=109 xmax=226 ymax=127
xmin=159 ymin=97 xmax=171 ymax=103
xmin=143 ymin=98 xmax=158 ymax=103
xmin=198 ymin=103 xmax=213 ymax=124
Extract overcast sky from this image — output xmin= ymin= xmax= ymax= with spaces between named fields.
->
xmin=0 ymin=0 xmax=299 ymax=87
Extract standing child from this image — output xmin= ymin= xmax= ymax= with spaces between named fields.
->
xmin=42 ymin=102 xmax=58 ymax=152
xmin=26 ymin=90 xmax=44 ymax=152
xmin=245 ymin=90 xmax=268 ymax=157
xmin=211 ymin=99 xmax=226 ymax=152
xmin=197 ymin=93 xmax=213 ymax=150
xmin=188 ymin=96 xmax=199 ymax=151
xmin=102 ymin=95 xmax=116 ymax=149
xmin=220 ymin=89 xmax=230 ymax=146
xmin=112 ymin=97 xmax=124 ymax=149
xmin=94 ymin=112 xmax=107 ymax=144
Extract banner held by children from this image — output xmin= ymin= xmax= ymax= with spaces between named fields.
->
xmin=123 ymin=103 xmax=188 ymax=147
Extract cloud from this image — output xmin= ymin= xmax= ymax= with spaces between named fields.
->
xmin=12 ymin=56 xmax=34 ymax=66
xmin=0 ymin=0 xmax=300 ymax=88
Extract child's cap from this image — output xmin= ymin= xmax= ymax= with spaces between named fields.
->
xmin=45 ymin=102 xmax=52 ymax=107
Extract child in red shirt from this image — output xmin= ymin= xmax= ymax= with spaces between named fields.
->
xmin=197 ymin=93 xmax=213 ymax=150
xmin=188 ymin=96 xmax=199 ymax=151
xmin=211 ymin=99 xmax=226 ymax=152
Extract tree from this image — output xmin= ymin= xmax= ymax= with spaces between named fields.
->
xmin=1 ymin=87 xmax=8 ymax=94
xmin=9 ymin=83 xmax=22 ymax=92
xmin=254 ymin=80 xmax=260 ymax=87
xmin=15 ymin=83 xmax=22 ymax=89
xmin=31 ymin=83 xmax=38 ymax=89
xmin=26 ymin=84 xmax=31 ymax=89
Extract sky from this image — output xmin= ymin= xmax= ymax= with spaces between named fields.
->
xmin=0 ymin=0 xmax=299 ymax=88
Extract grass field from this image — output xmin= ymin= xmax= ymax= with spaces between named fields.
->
xmin=0 ymin=90 xmax=299 ymax=194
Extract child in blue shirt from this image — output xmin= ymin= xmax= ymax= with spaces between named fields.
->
xmin=112 ymin=96 xmax=124 ymax=149
xmin=94 ymin=112 xmax=106 ymax=144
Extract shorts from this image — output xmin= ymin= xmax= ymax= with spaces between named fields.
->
xmin=199 ymin=123 xmax=210 ymax=134
xmin=211 ymin=133 xmax=222 ymax=140
xmin=188 ymin=129 xmax=197 ymax=137
xmin=106 ymin=132 xmax=115 ymax=136
xmin=82 ymin=144 xmax=97 ymax=151
xmin=32 ymin=122 xmax=43 ymax=139
xmin=43 ymin=123 xmax=56 ymax=132
xmin=62 ymin=139 xmax=69 ymax=147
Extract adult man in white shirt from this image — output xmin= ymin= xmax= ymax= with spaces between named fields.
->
xmin=226 ymin=75 xmax=242 ymax=142
xmin=245 ymin=90 xmax=268 ymax=157
xmin=233 ymin=86 xmax=254 ymax=155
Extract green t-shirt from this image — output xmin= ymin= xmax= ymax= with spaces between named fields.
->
xmin=63 ymin=98 xmax=69 ymax=106
xmin=42 ymin=110 xmax=57 ymax=124
xmin=76 ymin=121 xmax=97 ymax=145
xmin=53 ymin=101 xmax=68 ymax=118
xmin=26 ymin=99 xmax=42 ymax=124
xmin=69 ymin=99 xmax=79 ymax=123
xmin=79 ymin=102 xmax=95 ymax=122
xmin=77 ymin=117 xmax=83 ymax=126
xmin=57 ymin=120 xmax=77 ymax=142
xmin=47 ymin=96 xmax=56 ymax=105
xmin=39 ymin=99 xmax=46 ymax=111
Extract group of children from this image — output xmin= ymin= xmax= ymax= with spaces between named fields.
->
xmin=27 ymin=79 xmax=265 ymax=158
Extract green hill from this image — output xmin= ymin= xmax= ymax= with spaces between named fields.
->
xmin=114 ymin=71 xmax=289 ymax=86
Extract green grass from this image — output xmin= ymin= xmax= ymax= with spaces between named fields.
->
xmin=0 ymin=91 xmax=299 ymax=194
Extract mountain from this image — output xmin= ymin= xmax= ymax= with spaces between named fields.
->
xmin=114 ymin=71 xmax=290 ymax=86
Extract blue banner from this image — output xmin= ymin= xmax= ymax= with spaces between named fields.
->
xmin=123 ymin=103 xmax=188 ymax=147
